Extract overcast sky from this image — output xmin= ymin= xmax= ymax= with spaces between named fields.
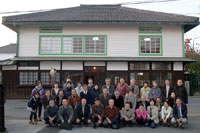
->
xmin=0 ymin=0 xmax=199 ymax=47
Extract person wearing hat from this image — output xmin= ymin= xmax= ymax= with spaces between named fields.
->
xmin=92 ymin=98 xmax=104 ymax=129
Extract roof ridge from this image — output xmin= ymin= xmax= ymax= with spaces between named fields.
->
xmin=80 ymin=4 xmax=121 ymax=8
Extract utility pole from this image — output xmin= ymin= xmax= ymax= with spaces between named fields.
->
xmin=0 ymin=84 xmax=6 ymax=132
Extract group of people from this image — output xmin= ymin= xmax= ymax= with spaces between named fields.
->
xmin=28 ymin=77 xmax=188 ymax=130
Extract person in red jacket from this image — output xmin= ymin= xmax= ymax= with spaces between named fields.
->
xmin=103 ymin=99 xmax=119 ymax=129
xmin=116 ymin=77 xmax=129 ymax=98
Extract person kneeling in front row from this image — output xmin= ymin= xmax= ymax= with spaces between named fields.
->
xmin=135 ymin=104 xmax=147 ymax=126
xmin=147 ymin=99 xmax=159 ymax=128
xmin=103 ymin=99 xmax=120 ymax=129
xmin=92 ymin=98 xmax=104 ymax=129
xmin=171 ymin=98 xmax=188 ymax=129
xmin=44 ymin=100 xmax=59 ymax=126
xmin=58 ymin=99 xmax=73 ymax=130
xmin=75 ymin=98 xmax=91 ymax=126
xmin=121 ymin=102 xmax=135 ymax=127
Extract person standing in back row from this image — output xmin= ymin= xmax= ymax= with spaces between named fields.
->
xmin=129 ymin=79 xmax=139 ymax=101
xmin=161 ymin=79 xmax=174 ymax=102
xmin=149 ymin=81 xmax=161 ymax=101
xmin=174 ymin=80 xmax=188 ymax=104
xmin=102 ymin=78 xmax=115 ymax=96
xmin=116 ymin=77 xmax=129 ymax=98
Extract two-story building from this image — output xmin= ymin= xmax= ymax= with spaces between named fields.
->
xmin=1 ymin=4 xmax=199 ymax=98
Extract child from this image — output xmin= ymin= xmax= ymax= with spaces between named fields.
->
xmin=28 ymin=92 xmax=40 ymax=124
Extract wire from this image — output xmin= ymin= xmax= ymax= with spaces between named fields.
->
xmin=0 ymin=0 xmax=182 ymax=15
xmin=120 ymin=0 xmax=180 ymax=5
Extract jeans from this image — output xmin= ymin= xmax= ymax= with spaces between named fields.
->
xmin=148 ymin=119 xmax=157 ymax=128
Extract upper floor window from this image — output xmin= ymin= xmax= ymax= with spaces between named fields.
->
xmin=39 ymin=35 xmax=107 ymax=55
xmin=40 ymin=26 xmax=63 ymax=33
xmin=139 ymin=27 xmax=162 ymax=34
xmin=139 ymin=35 xmax=162 ymax=56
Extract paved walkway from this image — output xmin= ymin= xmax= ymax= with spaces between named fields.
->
xmin=4 ymin=97 xmax=200 ymax=133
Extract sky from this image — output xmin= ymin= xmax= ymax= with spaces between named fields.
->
xmin=0 ymin=0 xmax=199 ymax=48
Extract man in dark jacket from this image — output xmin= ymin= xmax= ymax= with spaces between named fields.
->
xmin=161 ymin=79 xmax=174 ymax=102
xmin=92 ymin=98 xmax=104 ymax=129
xmin=171 ymin=98 xmax=188 ymax=128
xmin=174 ymin=80 xmax=188 ymax=104
xmin=100 ymin=88 xmax=112 ymax=107
xmin=80 ymin=84 xmax=93 ymax=105
xmin=136 ymin=96 xmax=150 ymax=111
xmin=58 ymin=99 xmax=73 ymax=130
xmin=102 ymin=78 xmax=115 ymax=95
xmin=75 ymin=98 xmax=91 ymax=126
xmin=112 ymin=90 xmax=124 ymax=110
xmin=44 ymin=100 xmax=59 ymax=126
xmin=43 ymin=90 xmax=54 ymax=109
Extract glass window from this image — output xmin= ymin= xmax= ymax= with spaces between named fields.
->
xmin=41 ymin=72 xmax=60 ymax=85
xmin=130 ymin=62 xmax=150 ymax=70
xmin=63 ymin=37 xmax=83 ymax=54
xmin=40 ymin=26 xmax=62 ymax=33
xmin=140 ymin=36 xmax=162 ymax=54
xmin=106 ymin=72 xmax=128 ymax=85
xmin=139 ymin=27 xmax=162 ymax=33
xmin=85 ymin=36 xmax=106 ymax=54
xmin=84 ymin=66 xmax=105 ymax=73
xmin=152 ymin=62 xmax=171 ymax=70
xmin=40 ymin=36 xmax=106 ymax=55
xmin=40 ymin=37 xmax=61 ymax=54
xmin=130 ymin=72 xmax=150 ymax=86
xmin=63 ymin=72 xmax=83 ymax=84
xmin=18 ymin=61 xmax=39 ymax=66
xmin=19 ymin=72 xmax=38 ymax=85
xmin=151 ymin=72 xmax=172 ymax=86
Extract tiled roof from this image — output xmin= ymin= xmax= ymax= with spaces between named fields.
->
xmin=3 ymin=4 xmax=198 ymax=25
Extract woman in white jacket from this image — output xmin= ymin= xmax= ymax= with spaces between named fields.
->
xmin=161 ymin=100 xmax=173 ymax=127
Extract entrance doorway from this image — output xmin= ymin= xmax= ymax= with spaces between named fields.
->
xmin=84 ymin=66 xmax=106 ymax=87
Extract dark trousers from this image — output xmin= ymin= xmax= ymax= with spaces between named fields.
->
xmin=121 ymin=118 xmax=134 ymax=126
xmin=92 ymin=115 xmax=102 ymax=127
xmin=44 ymin=117 xmax=57 ymax=125
xmin=136 ymin=118 xmax=147 ymax=125
xmin=148 ymin=119 xmax=157 ymax=128
xmin=77 ymin=117 xmax=90 ymax=126
xmin=37 ymin=102 xmax=42 ymax=118
xmin=30 ymin=111 xmax=37 ymax=121
xmin=103 ymin=118 xmax=119 ymax=129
